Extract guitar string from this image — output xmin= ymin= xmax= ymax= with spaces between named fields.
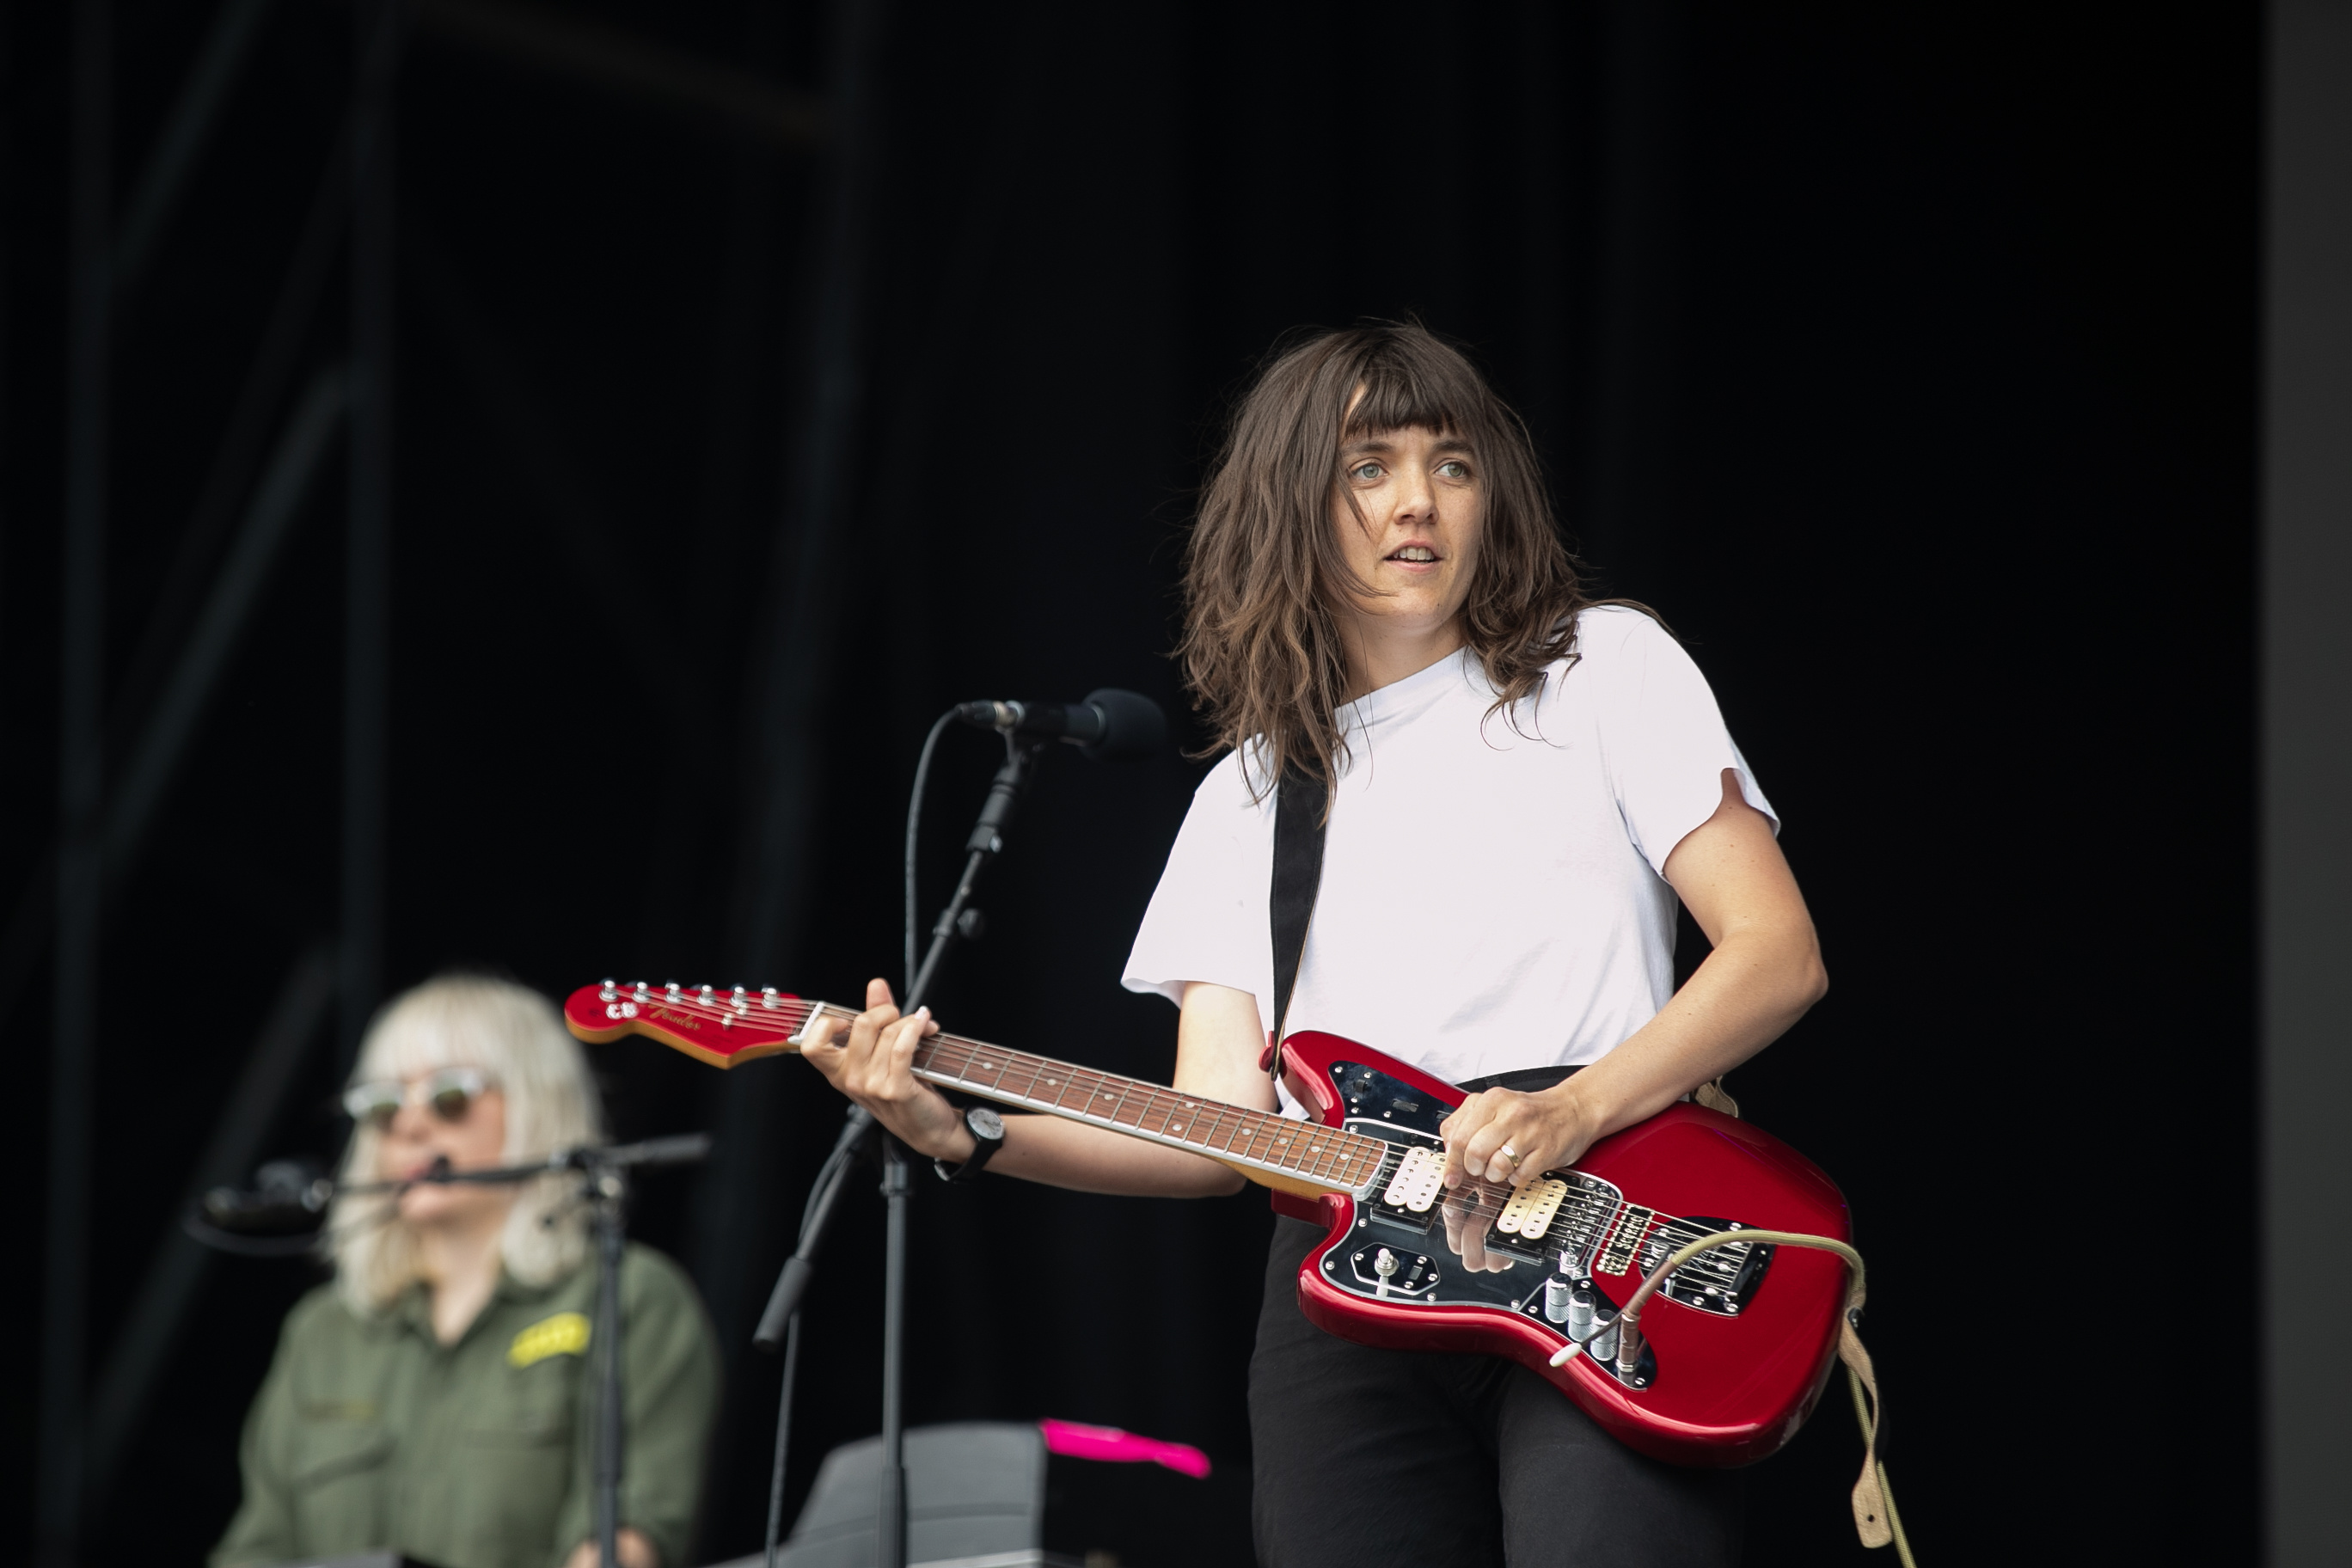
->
xmin=596 ymin=998 xmax=1765 ymax=1282
xmin=603 ymin=1002 xmax=1757 ymax=1291
xmin=590 ymin=994 xmax=1725 ymax=1221
xmin=585 ymin=991 xmax=1779 ymax=1249
xmin=602 ymin=996 xmax=1753 ymax=1264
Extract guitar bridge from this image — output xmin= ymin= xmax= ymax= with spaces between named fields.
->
xmin=1652 ymin=1217 xmax=1774 ymax=1316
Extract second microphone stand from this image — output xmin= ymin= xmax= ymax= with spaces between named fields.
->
xmin=754 ymin=736 xmax=1044 ymax=1568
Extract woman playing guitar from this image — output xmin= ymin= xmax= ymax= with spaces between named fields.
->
xmin=800 ymin=322 xmax=1827 ymax=1567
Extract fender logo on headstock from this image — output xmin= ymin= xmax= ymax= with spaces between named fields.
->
xmin=647 ymin=1005 xmax=701 ymax=1031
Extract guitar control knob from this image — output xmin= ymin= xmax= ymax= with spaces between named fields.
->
xmin=1545 ymin=1274 xmax=1573 ymax=1325
xmin=1566 ymin=1283 xmax=1598 ymax=1343
xmin=1589 ymin=1314 xmax=1619 ymax=1363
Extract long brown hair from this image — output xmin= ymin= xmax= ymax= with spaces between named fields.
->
xmin=1179 ymin=322 xmax=1606 ymax=798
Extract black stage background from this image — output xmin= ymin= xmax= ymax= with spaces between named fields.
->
xmin=1 ymin=3 xmax=2254 ymax=1564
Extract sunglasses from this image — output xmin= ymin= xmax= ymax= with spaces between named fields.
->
xmin=343 ymin=1066 xmax=497 ymax=1130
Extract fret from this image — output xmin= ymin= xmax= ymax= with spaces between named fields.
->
xmin=1000 ymin=1051 xmax=1050 ymax=1104
xmin=1234 ymin=1114 xmax=1275 ymax=1160
xmin=955 ymin=1042 xmax=1001 ymax=1091
xmin=1212 ymin=1112 xmax=1255 ymax=1161
xmin=1149 ymin=1087 xmax=1182 ymax=1133
xmin=1019 ymin=1053 xmax=1061 ymax=1101
xmin=1033 ymin=1062 xmax=1077 ymax=1111
xmin=977 ymin=1049 xmax=1020 ymax=1095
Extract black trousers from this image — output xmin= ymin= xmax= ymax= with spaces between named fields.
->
xmin=1249 ymin=1216 xmax=1746 ymax=1568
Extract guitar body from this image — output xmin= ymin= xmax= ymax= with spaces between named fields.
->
xmin=1272 ymin=1031 xmax=1850 ymax=1468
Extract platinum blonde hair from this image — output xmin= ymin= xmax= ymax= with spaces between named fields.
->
xmin=330 ymin=974 xmax=605 ymax=1315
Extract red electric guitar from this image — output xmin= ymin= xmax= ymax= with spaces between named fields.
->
xmin=564 ymin=980 xmax=1851 ymax=1467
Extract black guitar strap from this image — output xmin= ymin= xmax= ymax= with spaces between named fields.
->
xmin=1268 ymin=764 xmax=1328 ymax=1075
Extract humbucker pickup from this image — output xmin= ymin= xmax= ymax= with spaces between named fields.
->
xmin=1495 ymin=1178 xmax=1569 ymax=1240
xmin=1381 ymin=1145 xmax=1444 ymax=1213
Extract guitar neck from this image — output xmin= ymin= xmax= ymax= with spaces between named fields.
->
xmin=902 ymin=1017 xmax=1389 ymax=1197
xmin=568 ymin=984 xmax=1393 ymax=1197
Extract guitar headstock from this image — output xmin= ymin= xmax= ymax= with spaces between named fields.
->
xmin=562 ymin=979 xmax=817 ymax=1069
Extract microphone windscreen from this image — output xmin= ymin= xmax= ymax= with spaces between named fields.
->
xmin=1078 ymin=689 xmax=1167 ymax=763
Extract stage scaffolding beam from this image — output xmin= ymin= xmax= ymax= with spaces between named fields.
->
xmin=2263 ymin=3 xmax=2352 ymax=1561
xmin=106 ymin=366 xmax=350 ymax=864
xmin=112 ymin=0 xmax=275 ymax=296
xmin=695 ymin=0 xmax=890 ymax=1357
xmin=411 ymin=0 xmax=821 ymax=150
xmin=40 ymin=0 xmax=111 ymax=1561
xmin=341 ymin=0 xmax=401 ymax=1069
xmin=81 ymin=942 xmax=337 ymax=1504
xmin=0 ymin=125 xmax=350 ymax=1036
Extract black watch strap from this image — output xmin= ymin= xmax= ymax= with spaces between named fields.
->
xmin=934 ymin=1106 xmax=1006 ymax=1184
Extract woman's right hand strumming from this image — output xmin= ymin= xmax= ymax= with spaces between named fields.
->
xmin=799 ymin=978 xmax=973 ymax=1162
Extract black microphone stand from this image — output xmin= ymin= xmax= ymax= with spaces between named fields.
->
xmin=751 ymin=737 xmax=1045 ymax=1568
xmin=583 ymin=1150 xmax=630 ymax=1568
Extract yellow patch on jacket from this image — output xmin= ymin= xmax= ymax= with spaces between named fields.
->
xmin=508 ymin=1310 xmax=592 ymax=1368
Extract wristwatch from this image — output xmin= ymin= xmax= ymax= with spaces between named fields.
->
xmin=934 ymin=1106 xmax=1006 ymax=1184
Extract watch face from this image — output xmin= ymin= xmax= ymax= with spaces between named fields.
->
xmin=968 ymin=1106 xmax=1005 ymax=1140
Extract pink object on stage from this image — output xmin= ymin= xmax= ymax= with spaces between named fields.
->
xmin=1038 ymin=1418 xmax=1212 ymax=1479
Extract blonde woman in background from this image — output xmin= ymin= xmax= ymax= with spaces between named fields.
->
xmin=214 ymin=975 xmax=720 ymax=1568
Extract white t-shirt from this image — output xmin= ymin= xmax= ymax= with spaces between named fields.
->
xmin=1120 ymin=606 xmax=1774 ymax=1096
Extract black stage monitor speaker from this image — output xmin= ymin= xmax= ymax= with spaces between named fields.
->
xmin=723 ymin=1421 xmax=1069 ymax=1568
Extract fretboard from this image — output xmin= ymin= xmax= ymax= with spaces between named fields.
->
xmin=789 ymin=1001 xmax=1391 ymax=1195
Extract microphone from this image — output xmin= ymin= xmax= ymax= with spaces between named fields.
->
xmin=567 ymin=1133 xmax=714 ymax=1172
xmin=953 ymin=688 xmax=1167 ymax=763
xmin=199 ymin=1158 xmax=334 ymax=1237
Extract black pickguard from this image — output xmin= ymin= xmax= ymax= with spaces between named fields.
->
xmin=1312 ymin=1060 xmax=1788 ymax=1388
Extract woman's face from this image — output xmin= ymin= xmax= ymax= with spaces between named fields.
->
xmin=372 ymin=1069 xmax=512 ymax=1229
xmin=1329 ymin=422 xmax=1485 ymax=643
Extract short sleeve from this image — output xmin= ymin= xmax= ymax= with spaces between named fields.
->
xmin=1120 ymin=756 xmax=1274 ymax=1010
xmin=1585 ymin=609 xmax=1777 ymax=877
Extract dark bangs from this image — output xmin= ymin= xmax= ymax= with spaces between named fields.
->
xmin=1335 ymin=331 xmax=1494 ymax=445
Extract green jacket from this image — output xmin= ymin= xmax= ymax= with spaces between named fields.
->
xmin=212 ymin=1243 xmax=719 ymax=1568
